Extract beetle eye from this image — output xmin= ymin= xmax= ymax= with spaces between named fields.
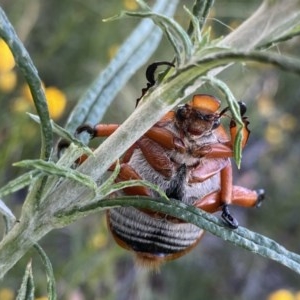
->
xmin=238 ymin=101 xmax=247 ymax=116
xmin=212 ymin=119 xmax=220 ymax=130
xmin=176 ymin=105 xmax=188 ymax=121
xmin=203 ymin=114 xmax=214 ymax=121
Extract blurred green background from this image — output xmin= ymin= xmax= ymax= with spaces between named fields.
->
xmin=1 ymin=0 xmax=300 ymax=299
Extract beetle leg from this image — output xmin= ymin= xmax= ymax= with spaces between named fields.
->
xmin=145 ymin=126 xmax=185 ymax=153
xmin=137 ymin=137 xmax=174 ymax=178
xmin=189 ymin=158 xmax=229 ymax=183
xmin=221 ymin=205 xmax=239 ymax=228
xmin=136 ymin=61 xmax=175 ymax=107
xmin=230 ymin=102 xmax=251 ymax=149
xmin=194 ymin=160 xmax=262 ymax=228
xmin=194 ymin=186 xmax=265 ymax=228
xmin=75 ymin=123 xmax=121 ymax=139
xmin=91 ymin=124 xmax=120 ymax=137
xmin=191 ymin=161 xmax=233 ymax=212
xmin=220 ymin=161 xmax=233 ymax=205
xmin=205 ymin=102 xmax=251 ymax=160
xmin=116 ymin=163 xmax=151 ymax=196
xmin=57 ymin=123 xmax=120 ymax=158
xmin=230 ymin=186 xmax=265 ymax=208
xmin=205 ymin=142 xmax=234 ymax=159
xmin=195 ymin=186 xmax=264 ymax=210
xmin=230 ymin=117 xmax=250 ymax=149
xmin=78 ymin=121 xmax=185 ymax=152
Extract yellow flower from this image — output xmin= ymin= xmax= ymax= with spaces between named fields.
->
xmin=264 ymin=123 xmax=284 ymax=146
xmin=45 ymin=86 xmax=67 ymax=120
xmin=0 ymin=70 xmax=17 ymax=92
xmin=267 ymin=289 xmax=295 ymax=300
xmin=89 ymin=232 xmax=108 ymax=249
xmin=278 ymin=113 xmax=297 ymax=131
xmin=257 ymin=95 xmax=276 ymax=117
xmin=0 ymin=39 xmax=15 ymax=72
xmin=12 ymin=96 xmax=32 ymax=113
xmin=123 ymin=0 xmax=139 ymax=10
xmin=0 ymin=39 xmax=17 ymax=93
xmin=20 ymin=83 xmax=67 ymax=120
xmin=21 ymin=82 xmax=46 ymax=102
xmin=0 ymin=288 xmax=15 ymax=300
xmin=295 ymin=291 xmax=300 ymax=300
xmin=21 ymin=83 xmax=34 ymax=101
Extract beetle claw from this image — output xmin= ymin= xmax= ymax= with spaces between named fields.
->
xmin=76 ymin=124 xmax=96 ymax=138
xmin=221 ymin=204 xmax=239 ymax=229
xmin=255 ymin=189 xmax=265 ymax=208
xmin=57 ymin=139 xmax=70 ymax=158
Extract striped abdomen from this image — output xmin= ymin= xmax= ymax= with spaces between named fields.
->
xmin=107 ymin=207 xmax=204 ymax=267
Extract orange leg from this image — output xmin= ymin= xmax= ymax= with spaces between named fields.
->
xmin=189 ymin=158 xmax=229 ymax=183
xmin=79 ymin=123 xmax=185 ymax=153
xmin=116 ymin=163 xmax=151 ymax=196
xmin=145 ymin=126 xmax=185 ymax=153
xmin=193 ymin=160 xmax=262 ymax=228
xmin=189 ymin=159 xmax=234 ymax=209
xmin=93 ymin=124 xmax=120 ymax=137
xmin=205 ymin=103 xmax=251 ymax=160
xmin=220 ymin=161 xmax=233 ymax=205
xmin=137 ymin=137 xmax=174 ymax=178
xmin=194 ymin=185 xmax=264 ymax=228
xmin=230 ymin=102 xmax=250 ymax=149
xmin=194 ymin=186 xmax=264 ymax=212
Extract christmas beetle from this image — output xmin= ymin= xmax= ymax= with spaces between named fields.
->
xmin=60 ymin=62 xmax=265 ymax=268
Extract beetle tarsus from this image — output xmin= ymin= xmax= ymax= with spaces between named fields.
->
xmin=136 ymin=61 xmax=175 ymax=107
xmin=238 ymin=101 xmax=247 ymax=116
xmin=255 ymin=189 xmax=265 ymax=208
xmin=221 ymin=204 xmax=239 ymax=229
xmin=57 ymin=139 xmax=71 ymax=158
xmin=76 ymin=124 xmax=96 ymax=138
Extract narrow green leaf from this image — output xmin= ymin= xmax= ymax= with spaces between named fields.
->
xmin=96 ymin=161 xmax=120 ymax=194
xmin=34 ymin=244 xmax=57 ymax=300
xmin=105 ymin=10 xmax=193 ymax=65
xmin=98 ymin=179 xmax=168 ymax=200
xmin=184 ymin=5 xmax=202 ymax=45
xmin=258 ymin=23 xmax=300 ymax=49
xmin=0 ymin=199 xmax=16 ymax=234
xmin=65 ymin=0 xmax=179 ymax=133
xmin=220 ymin=0 xmax=300 ymax=51
xmin=14 ymin=160 xmax=97 ymax=191
xmin=57 ymin=197 xmax=300 ymax=274
xmin=201 ymin=76 xmax=243 ymax=167
xmin=0 ymin=8 xmax=52 ymax=160
xmin=196 ymin=49 xmax=300 ymax=76
xmin=16 ymin=260 xmax=35 ymax=300
xmin=28 ymin=113 xmax=93 ymax=156
xmin=187 ymin=0 xmax=215 ymax=35
xmin=56 ymin=143 xmax=93 ymax=170
xmin=0 ymin=171 xmax=39 ymax=198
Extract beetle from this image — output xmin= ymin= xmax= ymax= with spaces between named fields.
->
xmin=64 ymin=62 xmax=265 ymax=268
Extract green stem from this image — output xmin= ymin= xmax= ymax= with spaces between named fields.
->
xmin=64 ymin=0 xmax=179 ymax=133
xmin=56 ymin=197 xmax=300 ymax=274
xmin=0 ymin=7 xmax=52 ymax=160
xmin=0 ymin=217 xmax=51 ymax=279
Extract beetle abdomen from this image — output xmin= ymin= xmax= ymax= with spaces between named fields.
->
xmin=107 ymin=207 xmax=204 ymax=267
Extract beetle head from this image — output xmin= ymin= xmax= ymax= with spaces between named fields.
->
xmin=175 ymin=94 xmax=221 ymax=136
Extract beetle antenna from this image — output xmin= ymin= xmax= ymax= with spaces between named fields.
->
xmin=218 ymin=106 xmax=230 ymax=117
xmin=136 ymin=61 xmax=175 ymax=107
xmin=218 ymin=101 xmax=247 ymax=119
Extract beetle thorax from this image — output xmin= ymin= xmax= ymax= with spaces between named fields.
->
xmin=174 ymin=104 xmax=220 ymax=138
